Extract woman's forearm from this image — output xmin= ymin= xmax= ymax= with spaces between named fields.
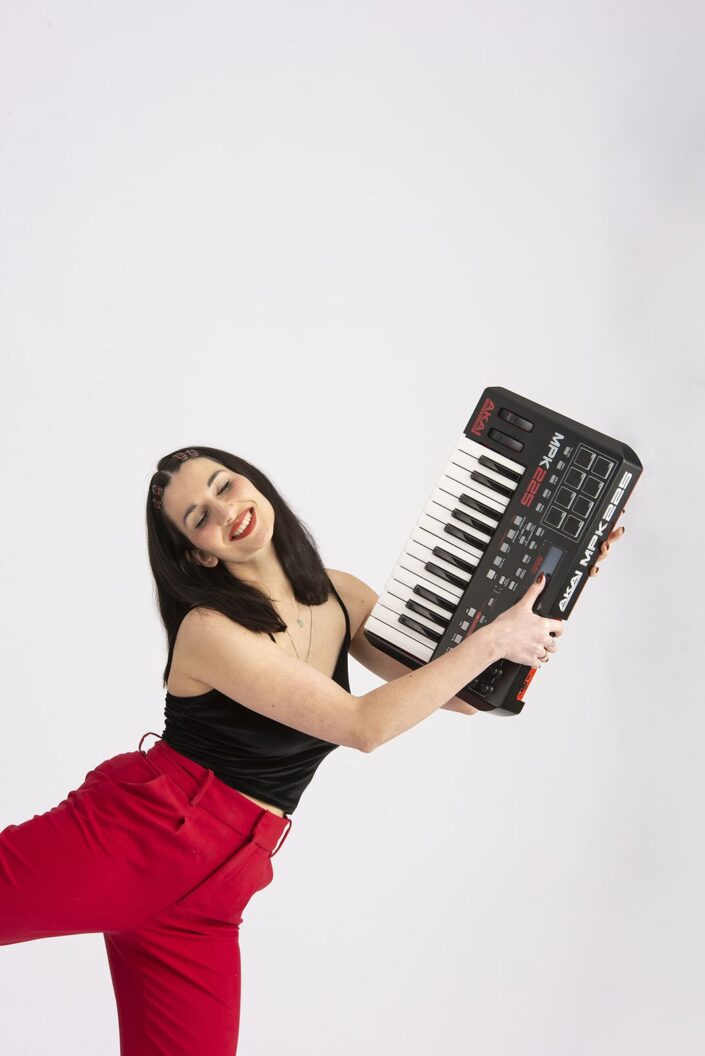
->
xmin=357 ymin=626 xmax=500 ymax=750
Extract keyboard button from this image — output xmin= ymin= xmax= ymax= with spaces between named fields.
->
xmin=555 ymin=487 xmax=575 ymax=509
xmin=574 ymin=447 xmax=595 ymax=470
xmin=498 ymin=407 xmax=534 ymax=431
xmin=572 ymin=495 xmax=594 ymax=518
xmin=545 ymin=505 xmax=566 ymax=528
xmin=563 ymin=515 xmax=584 ymax=537
xmin=488 ymin=427 xmax=524 ymax=452
xmin=583 ymin=476 xmax=603 ymax=499
xmin=565 ymin=467 xmax=586 ymax=489
xmin=592 ymin=456 xmax=614 ymax=478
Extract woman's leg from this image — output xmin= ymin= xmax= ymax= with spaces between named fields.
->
xmin=0 ymin=735 xmax=292 ymax=1054
xmin=104 ymin=898 xmax=244 ymax=1055
xmin=0 ymin=761 xmax=196 ymax=943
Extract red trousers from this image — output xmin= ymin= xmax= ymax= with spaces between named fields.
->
xmin=0 ymin=731 xmax=293 ymax=1055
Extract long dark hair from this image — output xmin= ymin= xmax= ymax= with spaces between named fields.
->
xmin=146 ymin=446 xmax=332 ymax=686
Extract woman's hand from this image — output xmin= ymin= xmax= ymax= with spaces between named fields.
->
xmin=488 ymin=576 xmax=564 ymax=668
xmin=588 ymin=522 xmax=626 ymax=579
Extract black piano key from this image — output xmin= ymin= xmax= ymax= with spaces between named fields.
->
xmin=458 ymin=492 xmax=501 ymax=522
xmin=398 ymin=613 xmax=443 ymax=643
xmin=445 ymin=523 xmax=488 ymax=552
xmin=431 ymin=546 xmax=476 ymax=575
xmin=470 ymin=470 xmax=514 ymax=500
xmin=413 ymin=584 xmax=457 ymax=614
xmin=450 ymin=506 xmax=494 ymax=537
xmin=405 ymin=598 xmax=450 ymax=628
xmin=477 ymin=454 xmax=522 ymax=484
xmin=425 ymin=561 xmax=468 ymax=590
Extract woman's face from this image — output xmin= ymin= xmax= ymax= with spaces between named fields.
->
xmin=161 ymin=457 xmax=274 ymax=565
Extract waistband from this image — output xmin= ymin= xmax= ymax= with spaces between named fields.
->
xmin=138 ymin=732 xmax=292 ymax=857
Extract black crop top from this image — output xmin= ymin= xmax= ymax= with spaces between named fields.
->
xmin=160 ymin=575 xmax=351 ymax=815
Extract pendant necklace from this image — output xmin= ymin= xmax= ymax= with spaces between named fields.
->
xmin=276 ymin=596 xmax=313 ymax=662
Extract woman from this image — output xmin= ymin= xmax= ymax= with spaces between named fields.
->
xmin=0 ymin=446 xmax=623 ymax=1054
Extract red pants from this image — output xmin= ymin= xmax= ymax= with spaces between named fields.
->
xmin=0 ymin=731 xmax=293 ymax=1055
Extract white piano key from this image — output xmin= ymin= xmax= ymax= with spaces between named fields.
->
xmin=365 ymin=611 xmax=436 ymax=659
xmin=432 ymin=478 xmax=501 ymax=530
xmin=381 ymin=592 xmax=445 ymax=642
xmin=425 ymin=498 xmax=493 ymax=545
xmin=385 ymin=580 xmax=453 ymax=627
xmin=396 ymin=553 xmax=465 ymax=600
xmin=404 ymin=540 xmax=473 ymax=586
xmin=417 ymin=516 xmax=484 ymax=562
xmin=443 ymin=458 xmax=510 ymax=509
xmin=451 ymin=447 xmax=518 ymax=493
xmin=458 ymin=434 xmax=525 ymax=477
xmin=392 ymin=563 xmax=461 ymax=606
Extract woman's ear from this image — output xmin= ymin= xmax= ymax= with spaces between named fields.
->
xmin=187 ymin=548 xmax=217 ymax=568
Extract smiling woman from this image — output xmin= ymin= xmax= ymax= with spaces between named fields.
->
xmin=0 ymin=442 xmax=620 ymax=1055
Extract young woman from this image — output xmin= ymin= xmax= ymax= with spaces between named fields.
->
xmin=0 ymin=446 xmax=623 ymax=1054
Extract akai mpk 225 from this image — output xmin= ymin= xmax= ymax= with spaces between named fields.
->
xmin=363 ymin=387 xmax=643 ymax=716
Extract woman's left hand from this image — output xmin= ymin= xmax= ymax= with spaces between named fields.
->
xmin=588 ymin=522 xmax=626 ymax=578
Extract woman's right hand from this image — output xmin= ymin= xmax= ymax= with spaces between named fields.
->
xmin=487 ymin=575 xmax=565 ymax=667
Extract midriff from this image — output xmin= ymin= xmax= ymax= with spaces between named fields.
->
xmin=233 ymin=791 xmax=287 ymax=818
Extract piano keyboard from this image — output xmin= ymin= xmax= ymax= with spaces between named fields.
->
xmin=363 ymin=386 xmax=643 ymax=715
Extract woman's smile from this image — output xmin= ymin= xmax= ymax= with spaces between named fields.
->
xmin=229 ymin=506 xmax=256 ymax=541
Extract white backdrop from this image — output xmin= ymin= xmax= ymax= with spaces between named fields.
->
xmin=1 ymin=2 xmax=703 ymax=1053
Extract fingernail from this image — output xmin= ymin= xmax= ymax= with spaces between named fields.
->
xmin=603 ymin=543 xmax=610 ymax=552
xmin=537 ymin=573 xmax=544 ymax=583
xmin=619 ymin=526 xmax=625 ymax=535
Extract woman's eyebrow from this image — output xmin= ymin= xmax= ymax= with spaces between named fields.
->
xmin=182 ymin=470 xmax=226 ymax=526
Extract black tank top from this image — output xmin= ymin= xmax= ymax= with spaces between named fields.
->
xmin=160 ymin=574 xmax=351 ymax=816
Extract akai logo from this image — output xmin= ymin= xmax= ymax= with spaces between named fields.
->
xmin=470 ymin=398 xmax=495 ymax=436
xmin=558 ymin=570 xmax=583 ymax=612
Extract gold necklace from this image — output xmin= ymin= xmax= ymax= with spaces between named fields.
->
xmin=275 ymin=596 xmax=313 ymax=662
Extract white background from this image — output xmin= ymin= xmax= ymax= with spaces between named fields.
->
xmin=1 ymin=2 xmax=703 ymax=1053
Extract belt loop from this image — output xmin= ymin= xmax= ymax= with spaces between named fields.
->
xmin=189 ymin=767 xmax=214 ymax=807
xmin=271 ymin=816 xmax=292 ymax=857
xmin=139 ymin=731 xmax=162 ymax=755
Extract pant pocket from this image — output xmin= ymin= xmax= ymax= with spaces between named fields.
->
xmin=92 ymin=753 xmax=191 ymax=833
xmin=169 ymin=835 xmax=273 ymax=926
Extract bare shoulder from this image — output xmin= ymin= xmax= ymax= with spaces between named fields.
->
xmin=176 ymin=605 xmax=252 ymax=649
xmin=323 ymin=568 xmax=400 ymax=678
xmin=324 ymin=568 xmax=378 ymax=639
xmin=174 ymin=603 xmax=364 ymax=749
